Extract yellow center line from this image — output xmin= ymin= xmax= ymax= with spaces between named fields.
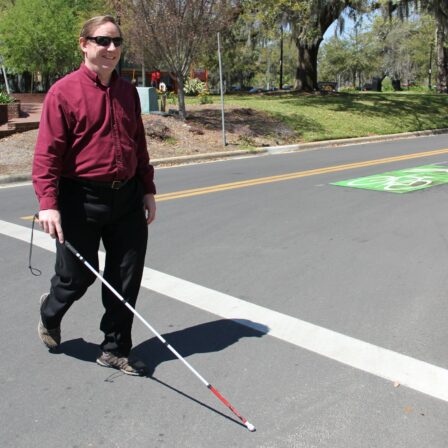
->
xmin=20 ymin=147 xmax=448 ymax=220
xmin=156 ymin=147 xmax=448 ymax=201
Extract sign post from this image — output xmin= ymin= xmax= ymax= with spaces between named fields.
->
xmin=217 ymin=32 xmax=226 ymax=147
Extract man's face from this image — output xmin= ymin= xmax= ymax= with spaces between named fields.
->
xmin=80 ymin=22 xmax=122 ymax=81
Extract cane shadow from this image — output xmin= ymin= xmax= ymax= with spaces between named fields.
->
xmin=132 ymin=318 xmax=269 ymax=377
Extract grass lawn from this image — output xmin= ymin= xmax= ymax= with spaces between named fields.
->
xmin=187 ymin=92 xmax=448 ymax=143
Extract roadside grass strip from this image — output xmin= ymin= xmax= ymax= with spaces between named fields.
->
xmin=332 ymin=163 xmax=448 ymax=193
xmin=2 ymin=219 xmax=448 ymax=403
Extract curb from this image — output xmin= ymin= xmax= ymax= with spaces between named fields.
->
xmin=152 ymin=148 xmax=267 ymax=166
xmin=1 ymin=128 xmax=448 ymax=185
xmin=261 ymin=128 xmax=448 ymax=154
xmin=0 ymin=174 xmax=33 ymax=185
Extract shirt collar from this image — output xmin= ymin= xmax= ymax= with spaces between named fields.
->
xmin=79 ymin=62 xmax=118 ymax=86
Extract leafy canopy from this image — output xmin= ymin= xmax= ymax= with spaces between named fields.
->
xmin=0 ymin=0 xmax=108 ymax=75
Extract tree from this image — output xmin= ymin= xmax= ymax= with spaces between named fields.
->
xmin=318 ymin=32 xmax=375 ymax=87
xmin=0 ymin=0 xmax=78 ymax=90
xmin=407 ymin=15 xmax=437 ymax=85
xmin=246 ymin=0 xmax=447 ymax=93
xmin=198 ymin=11 xmax=261 ymax=90
xmin=246 ymin=0 xmax=371 ymax=91
xmin=123 ymin=0 xmax=236 ymax=119
xmin=0 ymin=0 xmax=108 ymax=91
xmin=368 ymin=14 xmax=437 ymax=87
xmin=196 ymin=8 xmax=297 ymax=91
xmin=418 ymin=0 xmax=447 ymax=92
xmin=319 ymin=13 xmax=437 ymax=89
xmin=384 ymin=0 xmax=447 ymax=92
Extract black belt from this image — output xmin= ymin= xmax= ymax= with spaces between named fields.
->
xmin=66 ymin=177 xmax=132 ymax=190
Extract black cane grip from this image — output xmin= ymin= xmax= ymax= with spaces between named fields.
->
xmin=64 ymin=240 xmax=78 ymax=256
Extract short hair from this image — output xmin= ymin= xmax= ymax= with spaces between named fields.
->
xmin=80 ymin=15 xmax=122 ymax=38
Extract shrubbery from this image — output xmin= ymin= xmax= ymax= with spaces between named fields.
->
xmin=0 ymin=91 xmax=15 ymax=104
xmin=183 ymin=78 xmax=208 ymax=96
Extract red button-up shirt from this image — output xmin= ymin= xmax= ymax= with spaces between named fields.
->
xmin=33 ymin=63 xmax=156 ymax=210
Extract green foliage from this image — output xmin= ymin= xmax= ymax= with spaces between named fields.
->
xmin=182 ymin=77 xmax=213 ymax=104
xmin=245 ymin=0 xmax=337 ymax=45
xmin=183 ymin=78 xmax=208 ymax=96
xmin=381 ymin=77 xmax=394 ymax=91
xmin=166 ymin=91 xmax=178 ymax=105
xmin=337 ymin=86 xmax=359 ymax=93
xmin=222 ymin=92 xmax=448 ymax=141
xmin=243 ymin=0 xmax=371 ymax=90
xmin=369 ymin=14 xmax=435 ymax=82
xmin=0 ymin=0 xmax=77 ymax=75
xmin=0 ymin=91 xmax=15 ymax=103
xmin=318 ymin=13 xmax=437 ymax=89
xmin=379 ymin=0 xmax=447 ymax=91
xmin=0 ymin=0 xmax=108 ymax=79
xmin=197 ymin=8 xmax=296 ymax=92
xmin=320 ymin=30 xmax=375 ymax=86
xmin=241 ymin=0 xmax=447 ymax=92
xmin=196 ymin=12 xmax=260 ymax=90
xmin=198 ymin=92 xmax=213 ymax=104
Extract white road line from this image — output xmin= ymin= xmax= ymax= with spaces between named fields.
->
xmin=2 ymin=218 xmax=448 ymax=402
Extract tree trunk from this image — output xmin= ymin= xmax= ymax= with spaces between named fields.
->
xmin=43 ymin=73 xmax=51 ymax=92
xmin=435 ymin=25 xmax=448 ymax=93
xmin=176 ymin=75 xmax=187 ymax=120
xmin=294 ymin=40 xmax=321 ymax=91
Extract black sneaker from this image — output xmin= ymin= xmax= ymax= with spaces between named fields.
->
xmin=38 ymin=293 xmax=61 ymax=349
xmin=96 ymin=351 xmax=147 ymax=376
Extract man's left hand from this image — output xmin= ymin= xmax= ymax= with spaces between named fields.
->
xmin=143 ymin=193 xmax=156 ymax=225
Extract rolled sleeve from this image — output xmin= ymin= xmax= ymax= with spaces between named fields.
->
xmin=32 ymin=91 xmax=69 ymax=210
xmin=133 ymin=88 xmax=156 ymax=195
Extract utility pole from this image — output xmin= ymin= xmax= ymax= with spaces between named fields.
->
xmin=428 ymin=42 xmax=433 ymax=90
xmin=217 ymin=32 xmax=227 ymax=147
xmin=279 ymin=26 xmax=283 ymax=90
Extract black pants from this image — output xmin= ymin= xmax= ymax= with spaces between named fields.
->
xmin=40 ymin=177 xmax=148 ymax=356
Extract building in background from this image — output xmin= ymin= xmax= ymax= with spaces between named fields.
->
xmin=121 ymin=63 xmax=208 ymax=92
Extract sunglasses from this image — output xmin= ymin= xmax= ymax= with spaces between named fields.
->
xmin=86 ymin=36 xmax=123 ymax=47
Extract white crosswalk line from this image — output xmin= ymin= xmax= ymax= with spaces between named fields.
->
xmin=2 ymin=218 xmax=448 ymax=402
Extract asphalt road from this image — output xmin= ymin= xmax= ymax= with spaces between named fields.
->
xmin=1 ymin=134 xmax=448 ymax=447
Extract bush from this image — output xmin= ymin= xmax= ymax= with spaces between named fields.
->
xmin=338 ymin=86 xmax=358 ymax=93
xmin=0 ymin=91 xmax=15 ymax=104
xmin=198 ymin=92 xmax=213 ymax=104
xmin=382 ymin=78 xmax=393 ymax=92
xmin=167 ymin=91 xmax=177 ymax=105
xmin=184 ymin=78 xmax=207 ymax=96
xmin=406 ymin=85 xmax=432 ymax=93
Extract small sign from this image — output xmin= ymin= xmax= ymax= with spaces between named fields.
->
xmin=332 ymin=163 xmax=448 ymax=193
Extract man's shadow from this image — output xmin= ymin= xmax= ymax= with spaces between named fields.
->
xmin=58 ymin=318 xmax=269 ymax=376
xmin=133 ymin=318 xmax=269 ymax=376
xmin=58 ymin=319 xmax=267 ymax=428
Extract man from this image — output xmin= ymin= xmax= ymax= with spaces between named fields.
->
xmin=33 ymin=15 xmax=156 ymax=376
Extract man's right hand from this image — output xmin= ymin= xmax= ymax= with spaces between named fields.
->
xmin=38 ymin=209 xmax=64 ymax=243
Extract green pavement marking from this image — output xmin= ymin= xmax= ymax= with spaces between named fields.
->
xmin=332 ymin=164 xmax=448 ymax=193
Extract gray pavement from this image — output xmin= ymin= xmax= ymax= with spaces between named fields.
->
xmin=1 ymin=134 xmax=448 ymax=447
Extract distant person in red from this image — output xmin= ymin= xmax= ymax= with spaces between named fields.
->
xmin=151 ymin=70 xmax=161 ymax=88
xmin=32 ymin=15 xmax=156 ymax=376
